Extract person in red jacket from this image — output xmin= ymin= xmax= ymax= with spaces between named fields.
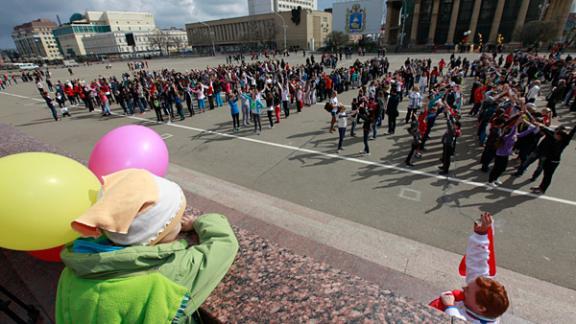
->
xmin=439 ymin=58 xmax=446 ymax=74
xmin=470 ymin=84 xmax=487 ymax=116
xmin=65 ymin=84 xmax=76 ymax=106
xmin=73 ymin=83 xmax=82 ymax=105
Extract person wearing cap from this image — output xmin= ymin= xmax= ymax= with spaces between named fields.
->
xmin=56 ymin=169 xmax=239 ymax=323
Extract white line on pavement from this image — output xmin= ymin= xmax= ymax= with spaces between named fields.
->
xmin=1 ymin=91 xmax=44 ymax=102
xmin=121 ymin=114 xmax=576 ymax=207
xmin=3 ymin=90 xmax=576 ymax=207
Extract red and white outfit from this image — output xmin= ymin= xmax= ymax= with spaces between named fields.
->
xmin=432 ymin=231 xmax=499 ymax=323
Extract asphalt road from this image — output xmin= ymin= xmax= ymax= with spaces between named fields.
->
xmin=1 ymin=53 xmax=575 ymax=291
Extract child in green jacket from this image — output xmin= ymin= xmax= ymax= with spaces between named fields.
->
xmin=56 ymin=168 xmax=239 ymax=324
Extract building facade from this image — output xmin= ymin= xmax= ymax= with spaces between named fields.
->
xmin=384 ymin=0 xmax=572 ymax=47
xmin=12 ymin=19 xmax=63 ymax=61
xmin=53 ymin=23 xmax=111 ymax=57
xmin=53 ymin=11 xmax=156 ymax=58
xmin=248 ymin=0 xmax=318 ymax=15
xmin=186 ymin=10 xmax=331 ymax=52
xmin=85 ymin=11 xmax=156 ymax=32
xmin=83 ymin=29 xmax=187 ymax=58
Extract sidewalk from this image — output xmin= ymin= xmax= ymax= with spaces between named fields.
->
xmin=167 ymin=163 xmax=576 ymax=323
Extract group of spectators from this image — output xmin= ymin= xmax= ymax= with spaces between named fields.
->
xmin=29 ymin=46 xmax=576 ymax=197
xmin=4 ymin=45 xmax=575 ymax=323
xmin=328 ymin=49 xmax=575 ymax=198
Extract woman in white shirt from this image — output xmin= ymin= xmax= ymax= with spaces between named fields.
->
xmin=336 ymin=105 xmax=348 ymax=153
xmin=280 ymin=82 xmax=290 ymax=118
xmin=405 ymin=85 xmax=422 ymax=124
xmin=525 ymin=80 xmax=540 ymax=103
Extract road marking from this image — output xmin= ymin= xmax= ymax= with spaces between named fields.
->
xmin=399 ymin=188 xmax=421 ymax=202
xmin=160 ymin=133 xmax=173 ymax=140
xmin=3 ymin=90 xmax=576 ymax=207
xmin=0 ymin=91 xmax=44 ymax=102
xmin=121 ymin=113 xmax=576 ymax=207
xmin=314 ymin=102 xmax=408 ymax=113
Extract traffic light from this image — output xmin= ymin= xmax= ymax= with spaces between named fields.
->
xmin=291 ymin=6 xmax=302 ymax=25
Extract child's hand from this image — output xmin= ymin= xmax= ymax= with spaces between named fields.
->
xmin=474 ymin=212 xmax=493 ymax=235
xmin=440 ymin=292 xmax=455 ymax=306
xmin=180 ymin=214 xmax=197 ymax=232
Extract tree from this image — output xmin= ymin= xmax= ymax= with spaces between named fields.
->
xmin=519 ymin=21 xmax=559 ymax=47
xmin=325 ymin=31 xmax=349 ymax=50
xmin=170 ymin=35 xmax=185 ymax=51
xmin=253 ymin=20 xmax=277 ymax=48
xmin=148 ymin=30 xmax=168 ymax=56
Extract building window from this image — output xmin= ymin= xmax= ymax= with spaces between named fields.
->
xmin=475 ymin=0 xmax=498 ymax=43
xmin=526 ymin=0 xmax=546 ymax=23
xmin=434 ymin=0 xmax=454 ymax=45
xmin=417 ymin=0 xmax=434 ymax=44
xmin=498 ymin=0 xmax=523 ymax=42
xmin=454 ymin=0 xmax=475 ymax=45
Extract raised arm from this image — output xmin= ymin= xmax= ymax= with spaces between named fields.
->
xmin=465 ymin=212 xmax=492 ymax=283
xmin=167 ymin=214 xmax=239 ymax=313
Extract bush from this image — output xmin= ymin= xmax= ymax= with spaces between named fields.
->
xmin=520 ymin=21 xmax=559 ymax=47
xmin=325 ymin=31 xmax=350 ymax=50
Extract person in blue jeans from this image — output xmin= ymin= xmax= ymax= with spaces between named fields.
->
xmin=42 ymin=91 xmax=59 ymax=121
xmin=227 ymin=91 xmax=240 ymax=132
xmin=358 ymin=106 xmax=372 ymax=155
xmin=174 ymin=92 xmax=185 ymax=121
xmin=250 ymin=91 xmax=263 ymax=134
xmin=336 ymin=105 xmax=347 ymax=153
xmin=214 ymin=81 xmax=223 ymax=108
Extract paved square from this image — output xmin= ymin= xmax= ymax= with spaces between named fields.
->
xmin=1 ymin=53 xmax=575 ymax=295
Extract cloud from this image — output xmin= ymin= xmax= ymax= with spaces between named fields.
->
xmin=1 ymin=0 xmax=334 ymax=49
xmin=0 ymin=0 xmax=249 ymax=49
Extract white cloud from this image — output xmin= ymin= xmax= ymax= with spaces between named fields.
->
xmin=0 ymin=0 xmax=249 ymax=48
xmin=1 ymin=0 xmax=333 ymax=48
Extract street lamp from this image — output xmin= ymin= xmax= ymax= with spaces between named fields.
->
xmin=198 ymin=21 xmax=216 ymax=56
xmin=538 ymin=0 xmax=550 ymax=21
xmin=273 ymin=11 xmax=288 ymax=51
xmin=398 ymin=0 xmax=409 ymax=48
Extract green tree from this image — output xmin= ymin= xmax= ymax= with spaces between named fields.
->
xmin=519 ymin=21 xmax=559 ymax=47
xmin=325 ymin=31 xmax=349 ymax=50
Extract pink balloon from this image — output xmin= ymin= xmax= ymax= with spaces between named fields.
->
xmin=89 ymin=125 xmax=169 ymax=181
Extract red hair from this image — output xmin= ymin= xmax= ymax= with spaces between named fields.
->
xmin=475 ymin=277 xmax=509 ymax=318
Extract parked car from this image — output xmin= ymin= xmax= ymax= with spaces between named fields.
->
xmin=13 ymin=63 xmax=39 ymax=70
xmin=63 ymin=60 xmax=79 ymax=67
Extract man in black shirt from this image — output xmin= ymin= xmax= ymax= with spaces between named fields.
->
xmin=531 ymin=125 xmax=576 ymax=194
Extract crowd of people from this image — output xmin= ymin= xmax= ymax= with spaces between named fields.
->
xmin=329 ymin=49 xmax=575 ymax=196
xmin=22 ymin=47 xmax=574 ymax=196
xmin=3 ymin=46 xmax=575 ymax=323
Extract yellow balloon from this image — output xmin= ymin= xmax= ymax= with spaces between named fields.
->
xmin=0 ymin=152 xmax=100 ymax=251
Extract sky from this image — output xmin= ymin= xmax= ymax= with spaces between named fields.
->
xmin=0 ymin=0 xmax=335 ymax=49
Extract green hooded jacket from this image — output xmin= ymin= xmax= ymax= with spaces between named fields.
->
xmin=56 ymin=213 xmax=239 ymax=324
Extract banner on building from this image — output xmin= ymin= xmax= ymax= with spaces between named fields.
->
xmin=333 ymin=0 xmax=386 ymax=35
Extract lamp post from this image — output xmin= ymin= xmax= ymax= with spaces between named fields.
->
xmin=273 ymin=12 xmax=288 ymax=51
xmin=538 ymin=0 xmax=550 ymax=21
xmin=398 ymin=0 xmax=409 ymax=48
xmin=198 ymin=21 xmax=216 ymax=56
